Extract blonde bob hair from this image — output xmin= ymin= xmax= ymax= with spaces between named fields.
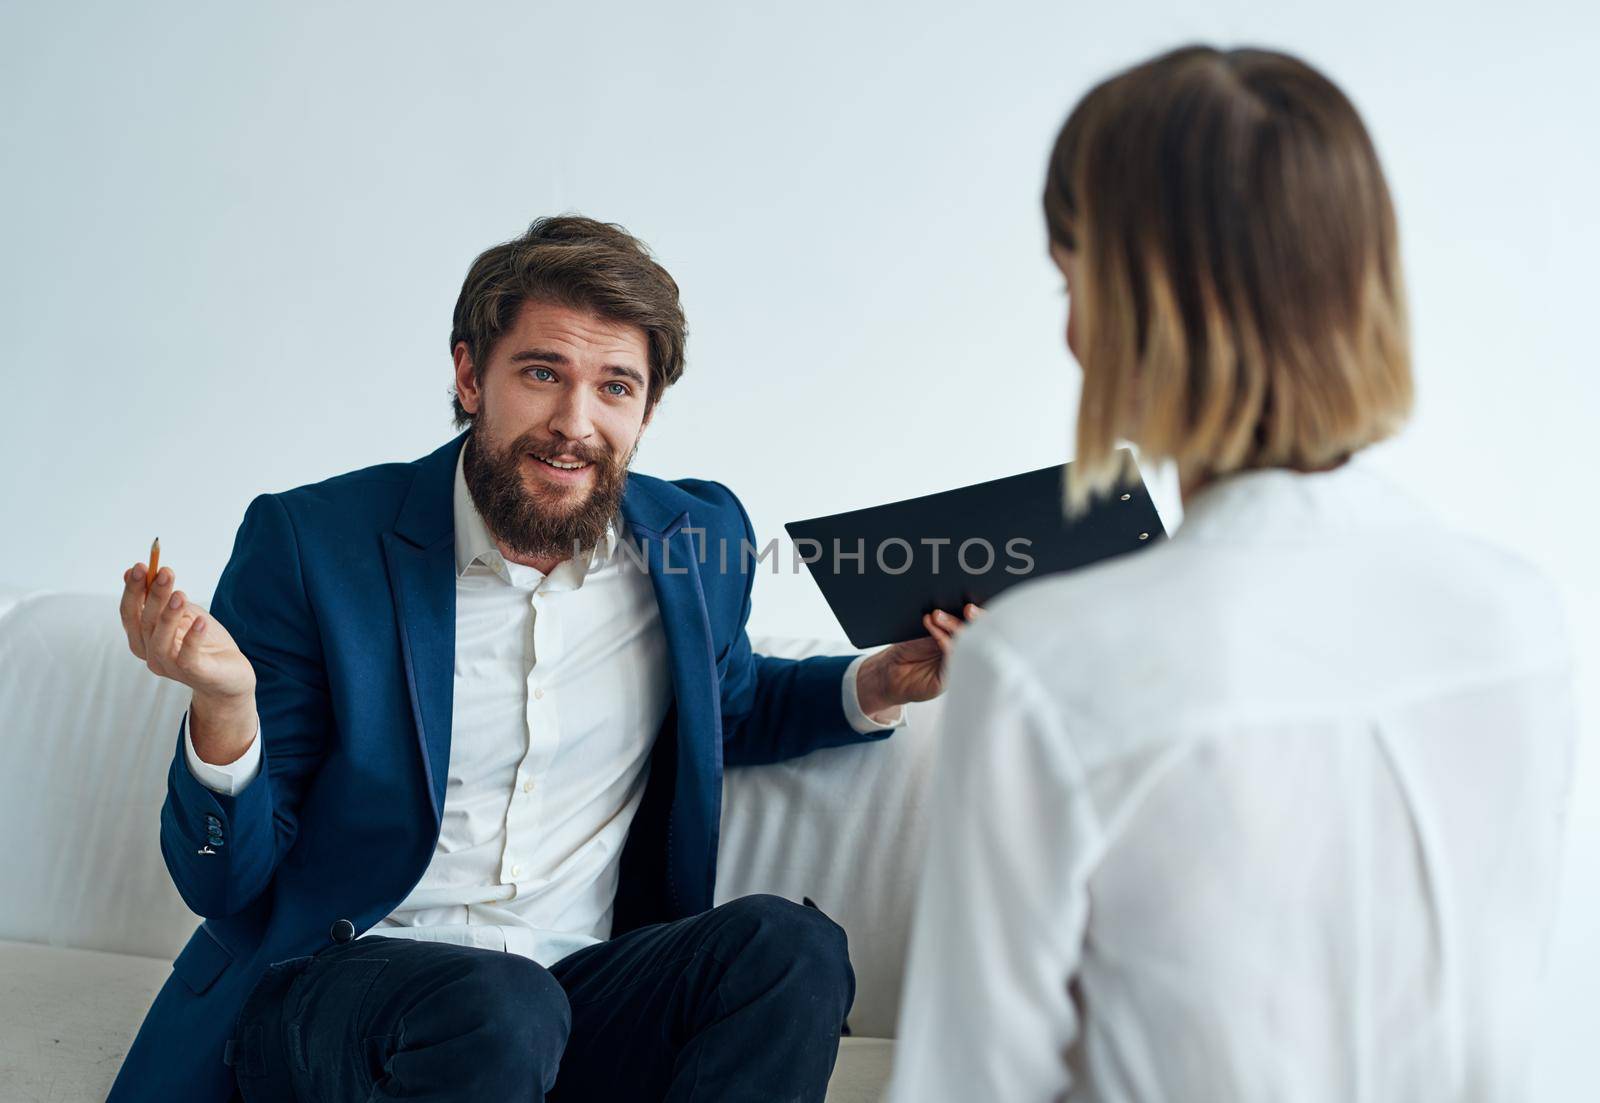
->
xmin=1044 ymin=45 xmax=1412 ymax=508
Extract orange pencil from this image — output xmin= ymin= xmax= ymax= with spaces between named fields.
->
xmin=145 ymin=536 xmax=160 ymax=595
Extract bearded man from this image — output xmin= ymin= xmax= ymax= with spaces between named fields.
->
xmin=109 ymin=216 xmax=975 ymax=1102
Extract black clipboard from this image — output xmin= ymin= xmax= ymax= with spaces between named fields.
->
xmin=784 ymin=450 xmax=1166 ymax=647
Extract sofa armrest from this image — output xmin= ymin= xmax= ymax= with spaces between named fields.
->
xmin=716 ymin=635 xmax=943 ymax=1039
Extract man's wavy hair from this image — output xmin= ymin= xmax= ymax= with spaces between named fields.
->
xmin=449 ymin=215 xmax=687 ymax=429
xmin=1044 ymin=46 xmax=1412 ymax=509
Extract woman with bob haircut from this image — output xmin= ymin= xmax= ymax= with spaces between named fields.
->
xmin=887 ymin=45 xmax=1575 ymax=1103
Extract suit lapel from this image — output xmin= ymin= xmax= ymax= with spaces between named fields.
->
xmin=622 ymin=482 xmax=721 ymax=797
xmin=384 ymin=433 xmax=466 ymax=823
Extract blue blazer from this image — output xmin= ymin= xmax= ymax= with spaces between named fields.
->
xmin=109 ymin=430 xmax=889 ymax=1102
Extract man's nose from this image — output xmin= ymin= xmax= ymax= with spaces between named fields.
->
xmin=547 ymin=390 xmax=596 ymax=445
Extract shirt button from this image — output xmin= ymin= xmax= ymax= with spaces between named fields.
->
xmin=533 ymin=688 xmax=544 ymax=700
xmin=523 ymin=779 xmax=534 ymax=793
xmin=511 ymin=865 xmax=524 ymax=878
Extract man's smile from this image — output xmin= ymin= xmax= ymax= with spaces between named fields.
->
xmin=526 ymin=451 xmax=595 ymax=484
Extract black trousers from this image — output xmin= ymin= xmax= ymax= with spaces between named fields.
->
xmin=226 ymin=894 xmax=854 ymax=1102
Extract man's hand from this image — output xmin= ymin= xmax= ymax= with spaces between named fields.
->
xmin=119 ymin=559 xmax=259 ymax=764
xmin=855 ymin=603 xmax=985 ymax=721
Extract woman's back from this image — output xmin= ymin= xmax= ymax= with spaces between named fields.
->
xmin=889 ymin=460 xmax=1574 ymax=1102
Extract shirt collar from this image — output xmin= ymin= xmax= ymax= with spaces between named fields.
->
xmin=452 ymin=441 xmax=620 ymax=582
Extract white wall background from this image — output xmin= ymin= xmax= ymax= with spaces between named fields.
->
xmin=3 ymin=0 xmax=1595 ymax=1094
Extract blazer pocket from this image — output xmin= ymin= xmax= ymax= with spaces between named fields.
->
xmin=172 ymin=923 xmax=235 ymax=995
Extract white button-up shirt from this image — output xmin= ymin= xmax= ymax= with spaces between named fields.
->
xmin=185 ymin=446 xmax=898 ymax=965
xmin=887 ymin=458 xmax=1576 ymax=1103
xmin=362 ymin=443 xmax=673 ymax=964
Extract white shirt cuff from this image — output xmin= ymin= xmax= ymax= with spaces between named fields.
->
xmin=843 ymin=653 xmax=908 ymax=734
xmin=183 ymin=707 xmax=263 ymax=796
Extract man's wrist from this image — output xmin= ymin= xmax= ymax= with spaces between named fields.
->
xmin=190 ymin=690 xmax=259 ymax=766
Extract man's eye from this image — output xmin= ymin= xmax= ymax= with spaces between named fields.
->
xmin=525 ymin=367 xmax=555 ymax=382
xmin=604 ymin=382 xmax=629 ymax=396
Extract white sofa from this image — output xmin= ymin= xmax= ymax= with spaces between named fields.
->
xmin=0 ymin=588 xmax=942 ymax=1101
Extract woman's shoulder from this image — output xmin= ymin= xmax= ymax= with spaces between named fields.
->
xmin=963 ymin=474 xmax=1573 ymax=746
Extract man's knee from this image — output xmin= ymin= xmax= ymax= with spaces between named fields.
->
xmin=449 ymin=952 xmax=571 ymax=1089
xmin=714 ymin=895 xmax=855 ymax=1012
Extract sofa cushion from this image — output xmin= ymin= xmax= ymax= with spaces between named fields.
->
xmin=0 ymin=939 xmax=172 ymax=1102
xmin=0 ymin=593 xmax=200 ymax=959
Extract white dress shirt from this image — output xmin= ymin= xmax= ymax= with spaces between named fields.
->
xmin=185 ymin=446 xmax=900 ymax=965
xmin=887 ymin=457 xmax=1576 ymax=1103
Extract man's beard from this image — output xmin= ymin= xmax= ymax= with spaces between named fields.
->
xmin=462 ymin=419 xmax=634 ymax=562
